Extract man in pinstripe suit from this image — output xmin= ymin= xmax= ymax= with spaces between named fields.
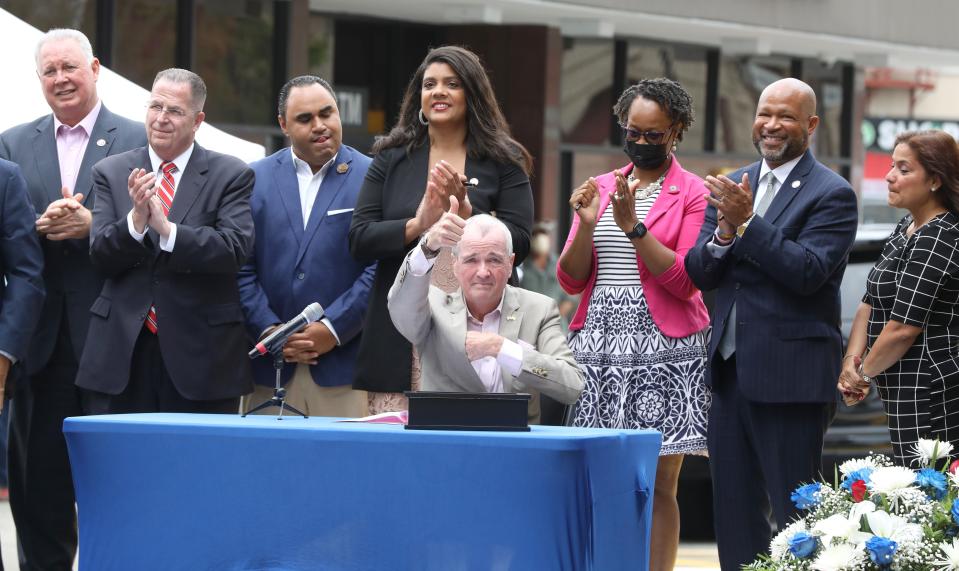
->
xmin=685 ymin=78 xmax=858 ymax=569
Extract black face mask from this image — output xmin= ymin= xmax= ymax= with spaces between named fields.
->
xmin=623 ymin=140 xmax=670 ymax=170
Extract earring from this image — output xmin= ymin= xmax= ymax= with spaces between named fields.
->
xmin=418 ymin=109 xmax=429 ymax=126
xmin=932 ymin=187 xmax=938 ymax=192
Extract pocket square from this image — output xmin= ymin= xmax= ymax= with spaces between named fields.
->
xmin=327 ymin=208 xmax=354 ymax=216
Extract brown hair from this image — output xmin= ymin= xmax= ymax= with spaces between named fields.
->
xmin=895 ymin=130 xmax=959 ymax=214
xmin=372 ymin=45 xmax=532 ymax=176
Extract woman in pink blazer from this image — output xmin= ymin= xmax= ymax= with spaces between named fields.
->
xmin=557 ymin=78 xmax=709 ymax=571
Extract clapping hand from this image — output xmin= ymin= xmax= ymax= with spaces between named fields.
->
xmin=704 ymin=173 xmax=753 ymax=228
xmin=430 ymin=160 xmax=472 ymax=219
xmin=611 ymin=171 xmax=640 ymax=234
xmin=36 ymin=186 xmax=92 ymax=240
xmin=569 ymin=178 xmax=599 ymax=224
xmin=128 ymin=168 xmax=156 ymax=233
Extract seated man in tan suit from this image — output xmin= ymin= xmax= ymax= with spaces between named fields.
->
xmin=387 ymin=197 xmax=584 ymax=423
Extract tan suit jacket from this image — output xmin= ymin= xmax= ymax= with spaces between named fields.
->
xmin=388 ymin=249 xmax=584 ymax=423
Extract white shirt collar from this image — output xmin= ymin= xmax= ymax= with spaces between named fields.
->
xmin=290 ymin=147 xmax=336 ymax=178
xmin=758 ymin=152 xmax=804 ymax=187
xmin=149 ymin=143 xmax=195 ymax=174
xmin=53 ymin=99 xmax=102 ymax=135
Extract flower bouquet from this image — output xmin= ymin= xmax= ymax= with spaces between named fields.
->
xmin=745 ymin=439 xmax=959 ymax=570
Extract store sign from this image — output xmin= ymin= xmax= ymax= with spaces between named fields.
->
xmin=337 ymin=87 xmax=368 ymax=130
xmin=862 ymin=116 xmax=959 ymax=152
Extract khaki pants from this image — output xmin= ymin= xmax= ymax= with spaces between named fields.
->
xmin=241 ymin=364 xmax=368 ymax=418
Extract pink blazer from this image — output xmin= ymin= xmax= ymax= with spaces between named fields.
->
xmin=557 ymin=157 xmax=709 ymax=338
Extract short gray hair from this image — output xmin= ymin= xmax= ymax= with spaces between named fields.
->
xmin=153 ymin=68 xmax=207 ymax=112
xmin=452 ymin=214 xmax=513 ymax=258
xmin=35 ymin=29 xmax=94 ymax=69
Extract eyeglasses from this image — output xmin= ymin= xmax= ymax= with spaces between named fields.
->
xmin=621 ymin=124 xmax=673 ymax=145
xmin=146 ymin=102 xmax=189 ymax=120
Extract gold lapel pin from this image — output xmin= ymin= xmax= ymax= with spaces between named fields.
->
xmin=96 ymin=138 xmax=106 ymax=147
xmin=336 ymin=163 xmax=349 ymax=174
xmin=791 ymin=180 xmax=801 ymax=189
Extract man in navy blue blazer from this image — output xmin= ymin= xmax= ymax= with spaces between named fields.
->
xmin=239 ymin=76 xmax=374 ymax=417
xmin=685 ymin=78 xmax=858 ymax=569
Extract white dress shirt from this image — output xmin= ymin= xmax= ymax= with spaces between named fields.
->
xmin=291 ymin=148 xmax=336 ymax=229
xmin=407 ymin=243 xmax=524 ymax=392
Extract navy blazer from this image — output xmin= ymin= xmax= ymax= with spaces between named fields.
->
xmin=0 ymin=106 xmax=146 ymax=374
xmin=238 ymin=145 xmax=375 ymax=387
xmin=0 ymin=160 xmax=44 ymax=362
xmin=685 ymin=151 xmax=858 ymax=404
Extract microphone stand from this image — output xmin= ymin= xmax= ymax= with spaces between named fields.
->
xmin=241 ymin=351 xmax=308 ymax=419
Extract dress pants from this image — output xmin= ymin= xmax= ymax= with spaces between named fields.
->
xmin=10 ymin=320 xmax=84 ymax=571
xmin=83 ymin=327 xmax=239 ymax=415
xmin=708 ymin=354 xmax=834 ymax=570
xmin=241 ymin=363 xmax=368 ymax=417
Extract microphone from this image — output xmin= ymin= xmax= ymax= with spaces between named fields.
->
xmin=248 ymin=302 xmax=324 ymax=359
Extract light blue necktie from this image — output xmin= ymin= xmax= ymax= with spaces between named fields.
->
xmin=717 ymin=172 xmax=777 ymax=359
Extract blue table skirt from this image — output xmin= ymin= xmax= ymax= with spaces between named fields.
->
xmin=64 ymin=414 xmax=661 ymax=571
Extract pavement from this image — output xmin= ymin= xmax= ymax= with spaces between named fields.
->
xmin=0 ymin=498 xmax=720 ymax=570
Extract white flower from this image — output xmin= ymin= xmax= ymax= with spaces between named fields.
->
xmin=812 ymin=514 xmax=871 ymax=546
xmin=949 ymin=470 xmax=959 ymax=490
xmin=865 ymin=510 xmax=923 ymax=544
xmin=811 ymin=543 xmax=864 ymax=570
xmin=914 ymin=438 xmax=954 ymax=467
xmin=868 ymin=466 xmax=916 ymax=494
xmin=934 ymin=537 xmax=959 ymax=570
xmin=848 ymin=501 xmax=876 ymax=521
xmin=839 ymin=456 xmax=879 ymax=477
xmin=770 ymin=520 xmax=807 ymax=561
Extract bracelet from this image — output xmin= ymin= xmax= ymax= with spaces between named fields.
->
xmin=856 ymin=363 xmax=875 ymax=384
xmin=717 ymin=230 xmax=735 ymax=242
xmin=842 ymin=355 xmax=858 ymax=362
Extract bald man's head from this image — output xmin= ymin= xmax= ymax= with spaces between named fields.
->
xmin=752 ymin=78 xmax=820 ymax=168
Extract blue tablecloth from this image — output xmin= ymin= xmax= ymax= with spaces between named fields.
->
xmin=64 ymin=413 xmax=661 ymax=571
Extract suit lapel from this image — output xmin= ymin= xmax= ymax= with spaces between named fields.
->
xmin=497 ymin=287 xmax=524 ymax=384
xmin=445 ymin=291 xmax=488 ymax=393
xmin=31 ymin=116 xmax=63 ymax=204
xmin=74 ymin=106 xmax=120 ymax=206
xmin=642 ymin=156 xmax=682 ymax=228
xmin=763 ymin=151 xmax=816 ymax=224
xmin=273 ymin=150 xmax=304 ymax=246
xmin=168 ymin=144 xmax=208 ymax=224
xmin=296 ymin=148 xmax=353 ymax=267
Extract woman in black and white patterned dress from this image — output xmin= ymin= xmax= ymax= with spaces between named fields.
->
xmin=839 ymin=130 xmax=959 ymax=466
xmin=557 ymin=79 xmax=709 ymax=571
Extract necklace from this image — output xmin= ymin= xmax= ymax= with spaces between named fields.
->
xmin=627 ymin=171 xmax=667 ymax=201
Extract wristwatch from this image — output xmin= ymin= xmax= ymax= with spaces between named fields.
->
xmin=857 ymin=363 xmax=875 ymax=384
xmin=736 ymin=213 xmax=756 ymax=238
xmin=420 ymin=236 xmax=441 ymax=259
xmin=625 ymin=221 xmax=648 ymax=239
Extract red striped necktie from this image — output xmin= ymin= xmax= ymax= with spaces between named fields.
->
xmin=145 ymin=161 xmax=177 ymax=334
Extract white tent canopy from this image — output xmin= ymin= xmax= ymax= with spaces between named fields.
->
xmin=0 ymin=9 xmax=265 ymax=163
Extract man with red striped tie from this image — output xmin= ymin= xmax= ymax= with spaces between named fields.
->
xmin=75 ymin=68 xmax=255 ymax=414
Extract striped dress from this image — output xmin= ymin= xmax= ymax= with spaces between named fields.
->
xmin=570 ymin=175 xmax=710 ymax=456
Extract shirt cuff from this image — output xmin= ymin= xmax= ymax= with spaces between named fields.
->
xmin=408 ymin=240 xmax=437 ymax=276
xmin=706 ymin=229 xmax=735 ymax=257
xmin=321 ymin=317 xmax=341 ymax=346
xmin=497 ymin=338 xmax=524 ymax=378
xmin=127 ymin=210 xmax=146 ymax=243
xmin=158 ymin=223 xmax=177 ymax=252
xmin=0 ymin=350 xmax=17 ymax=365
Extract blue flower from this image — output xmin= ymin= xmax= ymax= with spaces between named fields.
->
xmin=788 ymin=531 xmax=817 ymax=558
xmin=841 ymin=467 xmax=874 ymax=491
xmin=916 ymin=468 xmax=948 ymax=500
xmin=791 ymin=482 xmax=822 ymax=510
xmin=865 ymin=536 xmax=897 ymax=567
xmin=952 ymin=499 xmax=959 ymax=525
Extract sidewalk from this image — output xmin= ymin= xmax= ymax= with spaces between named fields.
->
xmin=677 ymin=542 xmax=721 ymax=569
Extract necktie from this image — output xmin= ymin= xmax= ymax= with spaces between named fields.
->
xmin=145 ymin=161 xmax=177 ymax=334
xmin=717 ymin=172 xmax=777 ymax=359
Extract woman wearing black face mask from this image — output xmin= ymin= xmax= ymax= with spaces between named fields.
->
xmin=557 ymin=78 xmax=709 ymax=571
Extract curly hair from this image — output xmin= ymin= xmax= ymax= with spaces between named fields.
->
xmin=372 ymin=46 xmax=532 ymax=176
xmin=612 ymin=78 xmax=694 ymax=142
xmin=895 ymin=130 xmax=959 ymax=214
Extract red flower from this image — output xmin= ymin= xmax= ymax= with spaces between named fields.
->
xmin=950 ymin=459 xmax=959 ymax=474
xmin=851 ymin=479 xmax=867 ymax=502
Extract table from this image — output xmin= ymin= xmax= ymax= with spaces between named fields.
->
xmin=64 ymin=414 xmax=661 ymax=570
